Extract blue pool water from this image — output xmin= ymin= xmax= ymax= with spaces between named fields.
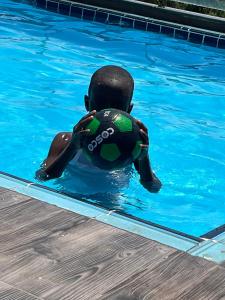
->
xmin=1 ymin=0 xmax=225 ymax=237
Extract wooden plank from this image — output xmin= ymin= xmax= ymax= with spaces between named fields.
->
xmin=100 ymin=251 xmax=225 ymax=300
xmin=0 ymin=236 xmax=174 ymax=300
xmin=0 ymin=202 xmax=89 ymax=254
xmin=0 ymin=189 xmax=224 ymax=300
xmin=0 ymin=203 xmax=175 ymax=298
xmin=178 ymin=266 xmax=225 ymax=300
xmin=0 ymin=190 xmax=174 ymax=299
xmin=0 ymin=281 xmax=41 ymax=300
xmin=0 ymin=188 xmax=31 ymax=209
xmin=43 ymin=234 xmax=174 ymax=300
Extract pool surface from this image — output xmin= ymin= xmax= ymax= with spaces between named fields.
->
xmin=0 ymin=0 xmax=225 ymax=237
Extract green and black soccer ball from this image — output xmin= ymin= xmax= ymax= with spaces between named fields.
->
xmin=82 ymin=109 xmax=143 ymax=170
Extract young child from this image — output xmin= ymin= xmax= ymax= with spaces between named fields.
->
xmin=36 ymin=65 xmax=162 ymax=193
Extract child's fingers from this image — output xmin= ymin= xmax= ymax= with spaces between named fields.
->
xmin=79 ymin=115 xmax=94 ymax=128
xmin=80 ymin=110 xmax=96 ymax=122
xmin=74 ymin=111 xmax=96 ymax=132
xmin=140 ymin=143 xmax=148 ymax=147
xmin=140 ymin=144 xmax=148 ymax=151
xmin=136 ymin=119 xmax=148 ymax=134
xmin=79 ymin=129 xmax=91 ymax=136
xmin=86 ymin=110 xmax=97 ymax=118
xmin=75 ymin=115 xmax=94 ymax=132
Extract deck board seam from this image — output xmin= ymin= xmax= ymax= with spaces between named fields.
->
xmin=0 ymin=280 xmax=44 ymax=300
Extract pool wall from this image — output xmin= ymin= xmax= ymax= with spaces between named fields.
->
xmin=35 ymin=0 xmax=225 ymax=48
xmin=70 ymin=0 xmax=225 ymax=33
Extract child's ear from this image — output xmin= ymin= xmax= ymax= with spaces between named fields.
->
xmin=128 ymin=103 xmax=133 ymax=113
xmin=84 ymin=95 xmax=90 ymax=112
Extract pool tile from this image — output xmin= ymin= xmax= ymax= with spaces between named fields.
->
xmin=121 ymin=16 xmax=134 ymax=28
xmin=83 ymin=8 xmax=95 ymax=21
xmin=36 ymin=0 xmax=46 ymax=9
xmin=46 ymin=0 xmax=58 ymax=12
xmin=70 ymin=5 xmax=82 ymax=18
xmin=95 ymin=11 xmax=108 ymax=23
xmin=161 ymin=26 xmax=175 ymax=36
xmin=108 ymin=14 xmax=121 ymax=25
xmin=35 ymin=1 xmax=222 ymax=50
xmin=134 ymin=20 xmax=147 ymax=31
xmin=203 ymin=35 xmax=218 ymax=47
xmin=218 ymin=38 xmax=225 ymax=49
xmin=147 ymin=22 xmax=160 ymax=33
xmin=189 ymin=32 xmax=203 ymax=44
xmin=175 ymin=29 xmax=189 ymax=40
xmin=59 ymin=2 xmax=70 ymax=15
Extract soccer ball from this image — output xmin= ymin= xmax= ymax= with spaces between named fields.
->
xmin=82 ymin=109 xmax=143 ymax=170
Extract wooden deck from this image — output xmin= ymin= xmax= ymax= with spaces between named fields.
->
xmin=0 ymin=187 xmax=225 ymax=300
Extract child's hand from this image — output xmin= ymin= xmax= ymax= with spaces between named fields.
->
xmin=140 ymin=174 xmax=162 ymax=193
xmin=71 ymin=110 xmax=96 ymax=149
xmin=35 ymin=168 xmax=49 ymax=181
xmin=135 ymin=119 xmax=149 ymax=159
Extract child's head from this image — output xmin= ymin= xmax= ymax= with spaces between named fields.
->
xmin=85 ymin=65 xmax=134 ymax=113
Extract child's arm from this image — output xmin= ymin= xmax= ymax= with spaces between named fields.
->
xmin=35 ymin=111 xmax=96 ymax=181
xmin=134 ymin=120 xmax=162 ymax=193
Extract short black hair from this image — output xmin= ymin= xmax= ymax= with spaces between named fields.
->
xmin=87 ymin=65 xmax=134 ymax=112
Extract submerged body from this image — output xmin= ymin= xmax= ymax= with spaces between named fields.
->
xmin=62 ymin=149 xmax=132 ymax=194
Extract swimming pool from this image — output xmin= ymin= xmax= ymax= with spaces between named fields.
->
xmin=0 ymin=0 xmax=225 ymax=238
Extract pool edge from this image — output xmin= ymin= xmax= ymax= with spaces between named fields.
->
xmin=0 ymin=172 xmax=197 ymax=251
xmin=33 ymin=0 xmax=225 ymax=49
xmin=0 ymin=172 xmax=224 ymax=264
